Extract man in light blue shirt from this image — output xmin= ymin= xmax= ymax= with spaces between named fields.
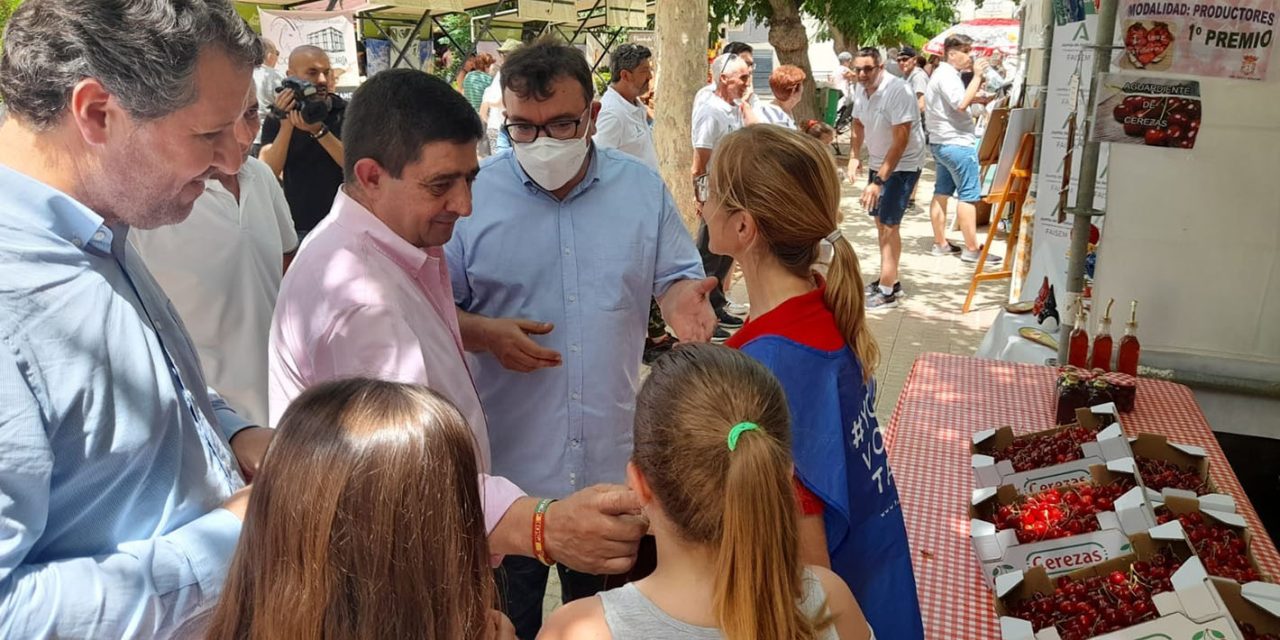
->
xmin=446 ymin=38 xmax=716 ymax=638
xmin=0 ymin=1 xmax=270 ymax=636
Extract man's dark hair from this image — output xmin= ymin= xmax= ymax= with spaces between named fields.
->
xmin=0 ymin=0 xmax=263 ymax=131
xmin=500 ymin=36 xmax=593 ymax=105
xmin=610 ymin=44 xmax=652 ymax=81
xmin=722 ymin=41 xmax=753 ymax=56
xmin=342 ymin=69 xmax=483 ymax=183
xmin=944 ymin=34 xmax=975 ymax=55
xmin=855 ymin=47 xmax=882 ymax=64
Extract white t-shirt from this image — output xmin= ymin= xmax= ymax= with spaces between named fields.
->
xmin=691 ymin=92 xmax=743 ymax=150
xmin=906 ymin=67 xmax=929 ymax=101
xmin=131 ymin=156 xmax=299 ymax=427
xmin=482 ymin=70 xmax=505 ymax=131
xmin=593 ymin=86 xmax=659 ymax=170
xmin=925 ymin=62 xmax=977 ymax=146
xmin=756 ymin=102 xmax=796 ymax=129
xmin=852 ymin=74 xmax=926 ymax=172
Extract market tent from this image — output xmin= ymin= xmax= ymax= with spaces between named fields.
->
xmin=923 ymin=17 xmax=1020 ymax=58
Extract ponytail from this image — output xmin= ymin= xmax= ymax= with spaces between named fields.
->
xmin=713 ymin=428 xmax=831 ymax=640
xmin=825 ymin=235 xmax=880 ymax=381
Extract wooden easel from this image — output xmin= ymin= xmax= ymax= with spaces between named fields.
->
xmin=962 ymin=132 xmax=1037 ymax=313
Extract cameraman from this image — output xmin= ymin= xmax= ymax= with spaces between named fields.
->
xmin=260 ymin=45 xmax=345 ymax=238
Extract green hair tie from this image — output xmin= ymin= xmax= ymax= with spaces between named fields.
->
xmin=727 ymin=422 xmax=760 ymax=451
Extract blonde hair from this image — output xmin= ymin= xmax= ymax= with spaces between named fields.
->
xmin=206 ymin=379 xmax=495 ymax=640
xmin=634 ymin=344 xmax=833 ymax=640
xmin=710 ymin=125 xmax=880 ymax=379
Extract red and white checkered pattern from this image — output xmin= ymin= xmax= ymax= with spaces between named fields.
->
xmin=884 ymin=352 xmax=1280 ymax=639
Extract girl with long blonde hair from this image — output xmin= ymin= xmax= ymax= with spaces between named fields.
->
xmin=711 ymin=125 xmax=923 ymax=639
xmin=540 ymin=344 xmax=869 ymax=639
xmin=203 ymin=378 xmax=512 ymax=640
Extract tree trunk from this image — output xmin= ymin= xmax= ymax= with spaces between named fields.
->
xmin=829 ymin=21 xmax=856 ymax=57
xmin=766 ymin=0 xmax=819 ymax=124
xmin=653 ymin=0 xmax=708 ymax=232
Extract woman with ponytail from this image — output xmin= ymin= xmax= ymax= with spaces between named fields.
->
xmin=711 ymin=125 xmax=923 ymax=639
xmin=540 ymin=344 xmax=869 ymax=639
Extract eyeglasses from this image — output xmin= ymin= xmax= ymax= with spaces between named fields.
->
xmin=897 ymin=56 xmax=912 ymax=62
xmin=502 ymin=107 xmax=588 ymax=143
xmin=852 ymin=65 xmax=879 ymax=74
xmin=694 ymin=174 xmax=709 ymax=204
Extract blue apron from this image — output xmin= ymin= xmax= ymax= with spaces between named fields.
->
xmin=741 ymin=335 xmax=924 ymax=640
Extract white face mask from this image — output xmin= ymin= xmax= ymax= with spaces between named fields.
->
xmin=512 ymin=113 xmax=591 ymax=191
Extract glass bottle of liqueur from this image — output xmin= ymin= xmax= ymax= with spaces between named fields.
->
xmin=1068 ymin=304 xmax=1090 ymax=368
xmin=1090 ymin=299 xmax=1115 ymax=372
xmin=1117 ymin=301 xmax=1141 ymax=376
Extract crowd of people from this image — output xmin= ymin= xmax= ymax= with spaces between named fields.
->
xmin=0 ymin=0 xmax=1024 ymax=638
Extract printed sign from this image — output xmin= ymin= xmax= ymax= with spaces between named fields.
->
xmin=1092 ymin=74 xmax=1202 ymax=149
xmin=258 ymin=9 xmax=361 ymax=88
xmin=1116 ymin=0 xmax=1276 ymax=79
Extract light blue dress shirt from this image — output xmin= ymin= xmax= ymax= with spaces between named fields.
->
xmin=0 ymin=165 xmax=248 ymax=638
xmin=446 ymin=148 xmax=704 ymax=499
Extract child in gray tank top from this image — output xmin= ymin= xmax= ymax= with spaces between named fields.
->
xmin=538 ymin=345 xmax=874 ymax=640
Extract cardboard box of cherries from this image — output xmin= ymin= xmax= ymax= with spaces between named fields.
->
xmin=1152 ymin=494 xmax=1269 ymax=586
xmin=994 ymin=523 xmax=1241 ymax=639
xmin=973 ymin=405 xmax=1133 ymax=493
xmin=972 ymin=462 xmax=1155 ymax=588
xmin=1129 ymin=433 xmax=1231 ymax=504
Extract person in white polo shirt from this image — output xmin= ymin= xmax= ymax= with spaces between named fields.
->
xmin=692 ymin=52 xmax=753 ymax=338
xmin=846 ymin=47 xmax=927 ymax=310
xmin=924 ymin=34 xmax=999 ymax=264
xmin=594 ymin=43 xmax=657 ymax=170
xmin=132 ymin=85 xmax=298 ymax=427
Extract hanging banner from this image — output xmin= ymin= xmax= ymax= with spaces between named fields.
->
xmin=258 ymin=9 xmax=361 ymax=88
xmin=1116 ymin=0 xmax=1276 ymax=79
xmin=1027 ymin=15 xmax=1109 ymax=301
xmin=1091 ymin=74 xmax=1203 ymax=149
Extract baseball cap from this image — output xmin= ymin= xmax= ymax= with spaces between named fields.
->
xmin=898 ymin=46 xmax=918 ymax=59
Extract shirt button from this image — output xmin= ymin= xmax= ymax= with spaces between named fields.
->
xmin=568 ymin=295 xmax=577 ymax=303
xmin=72 ymin=237 xmax=84 ymax=248
xmin=571 ymin=392 xmax=581 ymax=400
xmin=563 ymin=248 xmax=571 ymax=255
xmin=93 ymin=231 xmax=106 ymax=242
xmin=569 ymin=344 xmax=580 ymax=352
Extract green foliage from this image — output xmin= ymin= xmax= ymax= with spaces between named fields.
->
xmin=0 ymin=0 xmax=21 ymax=53
xmin=710 ymin=0 xmax=955 ymax=49
xmin=434 ymin=13 xmax=474 ymax=81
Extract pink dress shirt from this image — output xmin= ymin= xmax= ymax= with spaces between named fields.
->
xmin=268 ymin=189 xmax=523 ymax=534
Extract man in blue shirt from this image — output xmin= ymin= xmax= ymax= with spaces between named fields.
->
xmin=0 ymin=1 xmax=271 ymax=636
xmin=446 ymin=38 xmax=716 ymax=638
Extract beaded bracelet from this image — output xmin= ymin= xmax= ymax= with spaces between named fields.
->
xmin=532 ymin=498 xmax=556 ymax=566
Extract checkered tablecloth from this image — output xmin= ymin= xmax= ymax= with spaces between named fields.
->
xmin=884 ymin=352 xmax=1280 ymax=639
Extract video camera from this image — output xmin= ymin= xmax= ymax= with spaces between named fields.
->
xmin=273 ymin=77 xmax=330 ymax=125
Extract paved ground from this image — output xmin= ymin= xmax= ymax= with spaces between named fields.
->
xmin=536 ymin=156 xmax=1013 ymax=619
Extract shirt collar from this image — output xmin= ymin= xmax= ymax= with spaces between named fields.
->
xmin=331 ymin=188 xmax=440 ymax=276
xmin=0 ymin=163 xmax=115 ymax=255
xmin=201 ymin=159 xmax=257 ymax=197
xmin=507 ymin=143 xmax=602 ymax=201
xmin=603 ymin=86 xmax=643 ymax=112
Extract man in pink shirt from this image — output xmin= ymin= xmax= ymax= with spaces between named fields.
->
xmin=268 ymin=70 xmax=647 ymax=573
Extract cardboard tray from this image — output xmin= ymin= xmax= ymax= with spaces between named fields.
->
xmin=995 ymin=524 xmax=1242 ymax=639
xmin=974 ymin=405 xmax=1133 ymax=493
xmin=1213 ymin=577 xmax=1280 ymax=638
xmin=1128 ymin=432 xmax=1233 ymax=506
xmin=972 ymin=462 xmax=1155 ymax=588
xmin=1153 ymin=494 xmax=1271 ymax=585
